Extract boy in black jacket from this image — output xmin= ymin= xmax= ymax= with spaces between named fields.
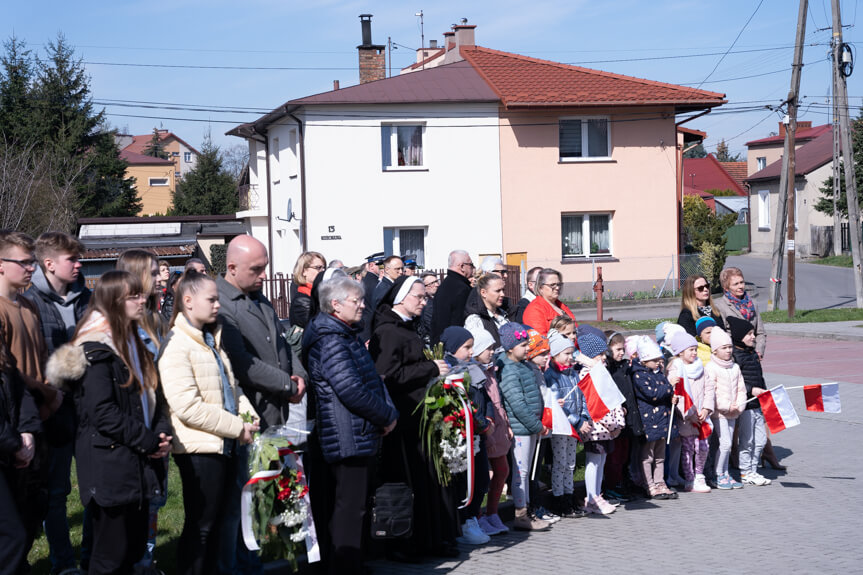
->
xmin=727 ymin=317 xmax=772 ymax=487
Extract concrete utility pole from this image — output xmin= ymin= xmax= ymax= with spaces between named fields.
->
xmin=832 ymin=46 xmax=843 ymax=256
xmin=832 ymin=0 xmax=863 ymax=307
xmin=768 ymin=0 xmax=807 ymax=313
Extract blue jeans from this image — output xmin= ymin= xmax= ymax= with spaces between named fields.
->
xmin=44 ymin=443 xmax=76 ymax=571
xmin=738 ymin=409 xmax=766 ymax=475
xmin=218 ymin=444 xmax=263 ymax=575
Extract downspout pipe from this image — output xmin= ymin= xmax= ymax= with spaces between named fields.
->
xmin=288 ymin=113 xmax=308 ymax=251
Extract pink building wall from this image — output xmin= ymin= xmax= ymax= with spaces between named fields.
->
xmin=499 ymin=106 xmax=681 ymax=300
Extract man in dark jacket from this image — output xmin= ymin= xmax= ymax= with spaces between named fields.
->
xmin=371 ymin=255 xmax=404 ymax=311
xmin=430 ymin=250 xmax=474 ymax=344
xmin=358 ymin=252 xmax=384 ymax=343
xmin=20 ymin=231 xmax=90 ymax=574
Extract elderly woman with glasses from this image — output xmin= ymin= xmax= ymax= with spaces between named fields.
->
xmin=521 ymin=268 xmax=576 ymax=336
xmin=289 ymin=251 xmax=327 ymax=330
xmin=713 ymin=267 xmax=766 ymax=359
xmin=302 ymin=276 xmax=398 ymax=575
xmin=677 ymin=274 xmax=723 ymax=338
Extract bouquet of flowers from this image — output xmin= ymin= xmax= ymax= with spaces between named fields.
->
xmin=241 ymin=420 xmax=319 ymax=570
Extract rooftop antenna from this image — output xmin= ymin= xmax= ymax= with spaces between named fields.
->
xmin=415 ymin=10 xmax=424 ymax=69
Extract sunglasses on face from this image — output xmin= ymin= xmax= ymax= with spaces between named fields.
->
xmin=695 ymin=284 xmax=710 ymax=291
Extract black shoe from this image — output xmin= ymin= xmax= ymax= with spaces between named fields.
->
xmin=430 ymin=544 xmax=461 ymax=559
xmin=387 ymin=550 xmax=423 ymax=564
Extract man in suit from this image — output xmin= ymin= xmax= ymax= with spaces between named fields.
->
xmin=429 ymin=249 xmax=475 ymax=344
xmin=359 ymin=252 xmax=384 ymax=343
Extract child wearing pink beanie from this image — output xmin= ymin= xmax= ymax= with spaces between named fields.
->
xmin=704 ymin=328 xmax=746 ymax=490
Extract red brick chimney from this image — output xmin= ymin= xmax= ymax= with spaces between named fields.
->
xmin=357 ymin=14 xmax=385 ymax=84
xmin=778 ymin=120 xmax=812 ymax=137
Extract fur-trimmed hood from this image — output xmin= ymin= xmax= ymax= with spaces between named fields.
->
xmin=45 ymin=330 xmax=116 ymax=391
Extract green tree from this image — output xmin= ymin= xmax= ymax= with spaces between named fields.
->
xmin=0 ymin=35 xmax=36 ymax=145
xmin=142 ymin=127 xmax=169 ymax=159
xmin=815 ymin=111 xmax=863 ymax=218
xmin=79 ymin=131 xmax=141 ymax=217
xmin=170 ymin=135 xmax=238 ymax=215
xmin=684 ymin=142 xmax=707 ymax=159
xmin=682 ymin=195 xmax=737 ymax=247
xmin=706 ymin=188 xmax=740 ymax=197
xmin=715 ymin=139 xmax=742 ymax=162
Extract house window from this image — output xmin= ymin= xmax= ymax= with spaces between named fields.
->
xmin=758 ymin=190 xmax=770 ymax=230
xmin=149 ymin=177 xmax=169 ymax=187
xmin=184 ymin=152 xmax=192 ymax=163
xmin=382 ymin=124 xmax=424 ymax=169
xmin=561 ymin=213 xmax=612 ymax=258
xmin=383 ymin=227 xmax=426 ymax=266
xmin=171 ymin=151 xmax=179 ymax=157
xmin=175 ymin=172 xmax=181 ymax=179
xmin=757 ymin=157 xmax=766 ymax=170
xmin=559 ymin=118 xmax=610 ymax=160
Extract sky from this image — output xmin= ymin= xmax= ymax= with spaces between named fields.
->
xmin=4 ymin=0 xmax=863 ymax=157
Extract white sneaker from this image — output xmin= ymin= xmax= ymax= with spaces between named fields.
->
xmin=458 ymin=518 xmax=490 ymax=545
xmin=752 ymin=472 xmax=772 ymax=485
xmin=477 ymin=515 xmax=503 ymax=536
xmin=692 ymin=475 xmax=711 ymax=493
xmin=741 ymin=473 xmax=770 ymax=486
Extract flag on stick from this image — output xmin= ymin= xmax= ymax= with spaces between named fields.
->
xmin=541 ymin=387 xmax=580 ymax=440
xmin=803 ymin=382 xmax=841 ymax=413
xmin=757 ymin=385 xmax=800 ymax=434
xmin=674 ymin=376 xmax=713 ymax=440
xmin=577 ymin=363 xmax=626 ymax=422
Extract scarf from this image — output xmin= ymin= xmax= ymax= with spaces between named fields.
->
xmin=698 ymin=305 xmax=713 ymax=318
xmin=724 ymin=290 xmax=755 ymax=322
xmin=711 ymin=354 xmax=734 ymax=369
xmin=683 ymin=358 xmax=704 ymax=381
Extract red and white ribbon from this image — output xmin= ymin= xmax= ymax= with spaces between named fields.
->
xmin=447 ymin=373 xmax=475 ymax=509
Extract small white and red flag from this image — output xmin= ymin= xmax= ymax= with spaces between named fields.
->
xmin=577 ymin=363 xmax=626 ymax=422
xmin=803 ymin=382 xmax=841 ymax=413
xmin=541 ymin=386 xmax=580 ymax=440
xmin=758 ymin=385 xmax=801 ymax=434
xmin=674 ymin=375 xmax=713 ymax=440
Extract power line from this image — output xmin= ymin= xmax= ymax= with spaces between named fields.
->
xmin=696 ymin=0 xmax=766 ymax=88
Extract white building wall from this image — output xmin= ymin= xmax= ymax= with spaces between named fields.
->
xmin=298 ymin=103 xmax=502 ymax=270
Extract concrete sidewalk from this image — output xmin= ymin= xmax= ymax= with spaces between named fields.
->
xmin=764 ymin=320 xmax=863 ymax=342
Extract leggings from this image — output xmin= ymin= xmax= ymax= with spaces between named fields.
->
xmin=585 ymin=451 xmax=607 ymax=502
xmin=511 ymin=435 xmax=537 ymax=509
xmin=680 ymin=436 xmax=709 ymax=481
xmin=714 ymin=417 xmax=737 ymax=477
xmin=486 ymin=455 xmax=509 ymax=515
xmin=550 ymin=436 xmax=578 ymax=496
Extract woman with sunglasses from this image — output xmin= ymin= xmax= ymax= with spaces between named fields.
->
xmin=521 ymin=268 xmax=576 ymax=336
xmin=289 ymin=251 xmax=327 ymax=330
xmin=677 ymin=275 xmax=722 ymax=338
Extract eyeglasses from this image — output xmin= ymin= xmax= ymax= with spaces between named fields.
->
xmin=423 ymin=279 xmax=439 ymax=288
xmin=340 ymin=297 xmax=363 ymax=306
xmin=543 ymin=282 xmax=563 ymax=290
xmin=460 ymin=262 xmax=475 ymax=269
xmin=407 ymin=292 xmax=428 ymax=303
xmin=695 ymin=284 xmax=710 ymax=291
xmin=492 ymin=268 xmax=508 ymax=275
xmin=308 ymin=265 xmax=325 ymax=271
xmin=0 ymin=257 xmax=37 ymax=270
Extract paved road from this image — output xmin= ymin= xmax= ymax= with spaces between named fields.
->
xmin=365 ymin=335 xmax=862 ymax=574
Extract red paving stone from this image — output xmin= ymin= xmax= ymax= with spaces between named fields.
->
xmin=760 ymin=335 xmax=863 ymax=385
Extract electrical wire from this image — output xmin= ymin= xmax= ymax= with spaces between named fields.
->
xmin=696 ymin=0 xmax=765 ymax=88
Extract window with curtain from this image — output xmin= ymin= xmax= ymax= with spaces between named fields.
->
xmin=561 ymin=213 xmax=613 ymax=258
xmin=559 ymin=117 xmax=610 ymax=159
xmin=382 ymin=124 xmax=424 ymax=169
xmin=758 ymin=191 xmax=770 ymax=229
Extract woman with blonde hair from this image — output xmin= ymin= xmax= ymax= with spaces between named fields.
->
xmin=289 ymin=251 xmax=327 ymax=329
xmin=116 ymin=249 xmax=164 ymax=353
xmin=677 ymin=274 xmax=722 ymax=337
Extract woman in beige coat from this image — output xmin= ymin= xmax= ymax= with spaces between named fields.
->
xmin=158 ymin=271 xmax=258 ymax=575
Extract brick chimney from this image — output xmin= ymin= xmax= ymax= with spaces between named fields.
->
xmin=357 ymin=14 xmax=385 ymax=84
xmin=778 ymin=120 xmax=812 ymax=137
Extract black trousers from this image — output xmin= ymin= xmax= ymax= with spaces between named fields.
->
xmin=87 ymin=500 xmax=148 ymax=575
xmin=0 ymin=468 xmax=26 ymax=575
xmin=174 ymin=453 xmax=233 ymax=575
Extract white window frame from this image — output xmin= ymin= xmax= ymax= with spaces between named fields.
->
xmin=148 ymin=177 xmax=169 ymax=187
xmin=757 ymin=190 xmax=770 ymax=230
xmin=559 ymin=116 xmax=612 ymax=162
xmin=183 ymin=151 xmax=192 ymax=163
xmin=561 ymin=212 xmax=613 ymax=258
xmin=381 ymin=123 xmax=426 ymax=171
xmin=756 ymin=156 xmax=767 ymax=171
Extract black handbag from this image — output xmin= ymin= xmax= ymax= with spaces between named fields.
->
xmin=370 ymin=440 xmax=414 ymax=539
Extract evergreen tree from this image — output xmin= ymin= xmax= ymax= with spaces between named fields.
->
xmin=715 ymin=139 xmax=741 ymax=162
xmin=816 ymin=111 xmax=863 ymax=218
xmin=684 ymin=142 xmax=707 ymax=159
xmin=171 ymin=135 xmax=238 ymax=215
xmin=142 ymin=127 xmax=169 ymax=159
xmin=79 ymin=130 xmax=141 ymax=217
xmin=0 ymin=35 xmax=36 ymax=145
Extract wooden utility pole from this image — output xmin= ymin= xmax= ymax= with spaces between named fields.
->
xmin=832 ymin=46 xmax=843 ymax=256
xmin=768 ymin=0 xmax=807 ymax=313
xmin=832 ymin=0 xmax=863 ymax=307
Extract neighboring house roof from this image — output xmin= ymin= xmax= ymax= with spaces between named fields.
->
xmin=229 ymin=45 xmax=725 ymax=137
xmin=405 ymin=48 xmax=446 ymax=71
xmin=745 ymin=129 xmax=833 ymax=183
xmin=81 ymin=243 xmax=197 ymax=262
xmin=123 ymin=131 xmax=201 ymax=155
xmin=720 ymin=161 xmax=748 ymax=190
xmin=745 ymin=124 xmax=830 ymax=147
xmin=120 ymin=149 xmax=174 ymax=166
xmin=683 ymin=154 xmax=746 ymax=196
xmin=714 ymin=196 xmax=748 ymax=213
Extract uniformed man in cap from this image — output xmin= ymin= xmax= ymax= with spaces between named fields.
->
xmin=359 ymin=252 xmax=385 ymax=343
xmin=402 ymin=255 xmax=418 ymax=276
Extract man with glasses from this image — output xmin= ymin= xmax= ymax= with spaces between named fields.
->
xmin=418 ymin=272 xmax=440 ymax=344
xmin=371 ymin=256 xmax=405 ymax=312
xmin=430 ymin=250 xmax=475 ymax=344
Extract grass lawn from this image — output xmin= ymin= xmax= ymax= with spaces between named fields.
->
xmin=810 ymin=254 xmax=853 ymax=267
xmin=760 ymin=307 xmax=863 ymax=323
xmin=27 ymin=459 xmax=184 ymax=575
xmin=583 ymin=318 xmax=674 ymax=332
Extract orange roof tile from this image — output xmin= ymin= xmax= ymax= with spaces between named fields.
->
xmin=120 ymin=149 xmax=173 ymax=165
xmin=459 ymin=46 xmax=726 ymax=110
xmin=683 ymin=154 xmax=746 ymax=196
xmin=123 ymin=131 xmax=200 ymax=155
xmin=720 ymin=161 xmax=747 ymax=189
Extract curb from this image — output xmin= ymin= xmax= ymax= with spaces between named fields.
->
xmin=764 ymin=325 xmax=863 ymax=342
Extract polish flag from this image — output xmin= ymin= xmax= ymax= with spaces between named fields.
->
xmin=803 ymin=382 xmax=841 ymax=413
xmin=541 ymin=386 xmax=580 ymax=440
xmin=758 ymin=386 xmax=801 ymax=434
xmin=577 ymin=363 xmax=626 ymax=422
xmin=674 ymin=375 xmax=713 ymax=440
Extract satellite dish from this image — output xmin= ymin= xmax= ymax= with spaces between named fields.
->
xmin=277 ymin=198 xmax=296 ymax=222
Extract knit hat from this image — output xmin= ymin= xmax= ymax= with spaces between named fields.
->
xmin=624 ymin=335 xmax=641 ymax=358
xmin=578 ymin=331 xmax=608 ymax=359
xmin=526 ymin=329 xmax=550 ymax=359
xmin=469 ymin=328 xmax=496 ymax=357
xmin=499 ymin=322 xmax=530 ymax=351
xmin=655 ymin=321 xmax=669 ymax=344
xmin=440 ymin=326 xmax=473 ymax=355
xmin=547 ymin=329 xmax=574 ymax=357
xmin=669 ymin=331 xmax=698 ymax=356
xmin=727 ymin=316 xmax=755 ymax=347
xmin=637 ymin=337 xmax=663 ymax=361
xmin=710 ymin=327 xmax=733 ymax=352
xmin=695 ymin=316 xmax=717 ymax=337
